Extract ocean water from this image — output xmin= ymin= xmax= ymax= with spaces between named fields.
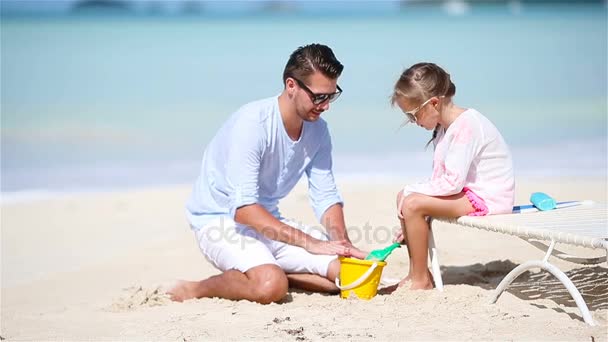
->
xmin=1 ymin=5 xmax=607 ymax=200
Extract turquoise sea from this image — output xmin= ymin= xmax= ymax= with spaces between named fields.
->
xmin=1 ymin=4 xmax=606 ymax=198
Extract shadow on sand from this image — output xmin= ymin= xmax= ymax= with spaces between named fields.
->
xmin=441 ymin=260 xmax=607 ymax=312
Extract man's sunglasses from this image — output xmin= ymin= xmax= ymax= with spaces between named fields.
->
xmin=293 ymin=78 xmax=342 ymax=105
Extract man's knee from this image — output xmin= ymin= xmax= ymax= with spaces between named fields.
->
xmin=326 ymin=258 xmax=340 ymax=281
xmin=248 ymin=265 xmax=288 ymax=304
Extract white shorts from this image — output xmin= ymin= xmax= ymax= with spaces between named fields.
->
xmin=194 ymin=217 xmax=337 ymax=277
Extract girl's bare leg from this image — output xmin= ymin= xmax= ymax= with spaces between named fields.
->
xmin=398 ymin=217 xmax=413 ymax=283
xmin=399 ymin=192 xmax=474 ymax=290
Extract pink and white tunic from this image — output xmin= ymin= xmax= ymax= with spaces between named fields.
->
xmin=403 ymin=108 xmax=515 ymax=215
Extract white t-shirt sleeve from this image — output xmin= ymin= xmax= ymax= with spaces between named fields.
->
xmin=305 ymin=128 xmax=343 ymax=221
xmin=225 ymin=117 xmax=265 ymax=219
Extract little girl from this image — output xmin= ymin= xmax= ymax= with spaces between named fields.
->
xmin=392 ymin=62 xmax=515 ymax=290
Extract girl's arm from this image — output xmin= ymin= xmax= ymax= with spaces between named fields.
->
xmin=404 ymin=120 xmax=481 ymax=197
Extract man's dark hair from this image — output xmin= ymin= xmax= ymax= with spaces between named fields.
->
xmin=282 ymin=44 xmax=344 ymax=84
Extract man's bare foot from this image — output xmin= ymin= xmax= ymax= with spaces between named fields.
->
xmin=166 ymin=280 xmax=199 ymax=302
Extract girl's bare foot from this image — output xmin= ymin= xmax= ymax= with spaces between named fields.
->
xmin=377 ymin=275 xmax=411 ymax=294
xmin=379 ymin=270 xmax=435 ymax=294
xmin=403 ymin=270 xmax=434 ymax=290
xmin=409 ymin=278 xmax=434 ymax=290
xmin=397 ymin=275 xmax=412 ymax=288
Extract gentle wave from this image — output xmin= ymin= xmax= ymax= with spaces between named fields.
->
xmin=2 ymin=138 xmax=605 ymax=204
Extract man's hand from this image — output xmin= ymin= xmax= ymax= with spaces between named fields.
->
xmin=345 ymin=244 xmax=368 ymax=260
xmin=305 ymin=239 xmax=367 ymax=259
xmin=305 ymin=239 xmax=368 ymax=259
xmin=305 ymin=239 xmax=350 ymax=256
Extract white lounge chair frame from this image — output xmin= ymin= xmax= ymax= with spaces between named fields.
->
xmin=428 ymin=202 xmax=607 ymax=326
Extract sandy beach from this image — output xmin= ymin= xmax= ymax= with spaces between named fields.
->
xmin=1 ymin=177 xmax=607 ymax=341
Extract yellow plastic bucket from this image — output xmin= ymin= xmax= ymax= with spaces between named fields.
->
xmin=335 ymin=256 xmax=387 ymax=300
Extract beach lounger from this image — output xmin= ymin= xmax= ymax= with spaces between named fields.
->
xmin=428 ymin=202 xmax=607 ymax=326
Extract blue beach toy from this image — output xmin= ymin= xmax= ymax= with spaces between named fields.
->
xmin=530 ymin=192 xmax=557 ymax=211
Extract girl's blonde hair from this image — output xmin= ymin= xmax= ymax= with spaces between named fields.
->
xmin=391 ymin=63 xmax=456 ymax=147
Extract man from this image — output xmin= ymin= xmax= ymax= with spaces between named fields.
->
xmin=168 ymin=44 xmax=366 ymax=304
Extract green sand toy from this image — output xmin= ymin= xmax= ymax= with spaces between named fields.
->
xmin=364 ymin=242 xmax=401 ymax=262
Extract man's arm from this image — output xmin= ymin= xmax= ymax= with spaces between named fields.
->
xmin=305 ymin=127 xmax=368 ymax=259
xmin=321 ymin=203 xmax=349 ymax=242
xmin=223 ymin=114 xmax=347 ymax=256
xmin=235 ymin=203 xmax=351 ymax=256
xmin=320 ymin=203 xmax=368 ymax=259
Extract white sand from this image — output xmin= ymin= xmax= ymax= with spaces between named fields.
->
xmin=1 ymin=177 xmax=607 ymax=340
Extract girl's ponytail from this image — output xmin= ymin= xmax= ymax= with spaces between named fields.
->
xmin=426 ymin=124 xmax=440 ymax=148
xmin=425 ymin=80 xmax=454 ymax=149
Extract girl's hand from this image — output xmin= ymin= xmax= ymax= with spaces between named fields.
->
xmin=393 ymin=230 xmax=405 ymax=244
